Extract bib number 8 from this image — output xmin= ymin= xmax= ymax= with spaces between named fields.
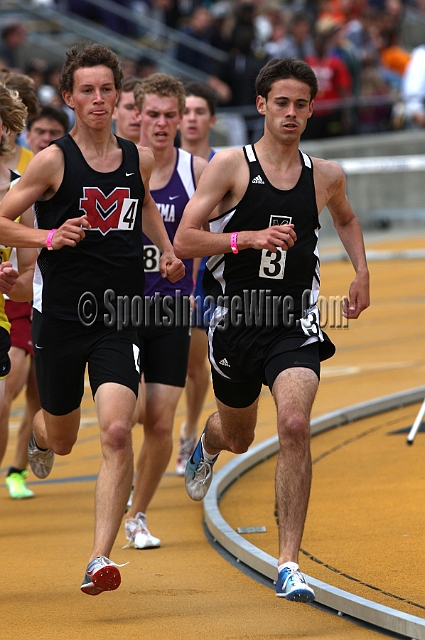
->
xmin=143 ymin=244 xmax=161 ymax=272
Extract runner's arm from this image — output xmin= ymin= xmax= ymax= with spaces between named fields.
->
xmin=174 ymin=151 xmax=296 ymax=258
xmin=138 ymin=146 xmax=185 ymax=282
xmin=8 ymin=208 xmax=37 ymax=302
xmin=325 ymin=163 xmax=370 ymax=319
xmin=0 ymin=148 xmax=89 ymax=249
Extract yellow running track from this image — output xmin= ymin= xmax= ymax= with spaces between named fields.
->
xmin=1 ymin=232 xmax=425 ymax=640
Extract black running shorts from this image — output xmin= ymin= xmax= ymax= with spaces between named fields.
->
xmin=137 ymin=299 xmax=190 ymax=387
xmin=211 ymin=341 xmax=322 ymax=408
xmin=32 ymin=310 xmax=140 ymax=416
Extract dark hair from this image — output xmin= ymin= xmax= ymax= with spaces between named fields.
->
xmin=116 ymin=76 xmax=142 ymax=105
xmin=59 ymin=43 xmax=123 ymax=94
xmin=290 ymin=10 xmax=313 ymax=27
xmin=183 ymin=81 xmax=217 ymax=116
xmin=255 ymin=57 xmax=318 ymax=101
xmin=27 ymin=103 xmax=69 ymax=134
xmin=1 ymin=23 xmax=25 ymax=41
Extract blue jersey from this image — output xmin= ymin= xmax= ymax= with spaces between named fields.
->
xmin=143 ymin=148 xmax=194 ymax=298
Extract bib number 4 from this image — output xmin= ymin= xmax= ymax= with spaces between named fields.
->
xmin=118 ymin=198 xmax=138 ymax=230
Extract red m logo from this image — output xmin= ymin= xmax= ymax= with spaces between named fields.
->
xmin=80 ymin=187 xmax=132 ymax=235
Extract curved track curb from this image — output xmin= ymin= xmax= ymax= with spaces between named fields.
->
xmin=203 ymin=385 xmax=425 ymax=640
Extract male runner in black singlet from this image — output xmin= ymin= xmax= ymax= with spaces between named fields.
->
xmin=0 ymin=43 xmax=184 ymax=595
xmin=174 ymin=57 xmax=370 ymax=602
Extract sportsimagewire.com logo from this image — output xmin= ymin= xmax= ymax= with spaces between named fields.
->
xmin=77 ymin=289 xmax=349 ymax=331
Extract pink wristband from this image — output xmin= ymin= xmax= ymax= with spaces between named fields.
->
xmin=46 ymin=228 xmax=57 ymax=251
xmin=230 ymin=231 xmax=239 ymax=254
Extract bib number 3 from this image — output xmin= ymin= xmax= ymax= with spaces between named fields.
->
xmin=258 ymin=214 xmax=292 ymax=280
xmin=259 ymin=248 xmax=286 ymax=279
xmin=300 ymin=306 xmax=323 ymax=339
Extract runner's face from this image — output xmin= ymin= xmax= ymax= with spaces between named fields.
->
xmin=63 ymin=66 xmax=119 ymax=128
xmin=137 ymin=93 xmax=181 ymax=151
xmin=180 ymin=95 xmax=215 ymax=145
xmin=26 ymin=117 xmax=66 ymax=154
xmin=113 ymin=90 xmax=141 ymax=143
xmin=257 ymin=78 xmax=313 ymax=142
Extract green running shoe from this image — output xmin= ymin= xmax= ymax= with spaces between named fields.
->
xmin=5 ymin=470 xmax=35 ymax=499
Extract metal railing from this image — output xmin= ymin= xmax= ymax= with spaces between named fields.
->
xmin=0 ymin=0 xmax=229 ymax=82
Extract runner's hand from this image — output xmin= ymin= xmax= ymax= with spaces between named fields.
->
xmin=49 ymin=216 xmax=91 ymax=249
xmin=0 ymin=261 xmax=19 ymax=294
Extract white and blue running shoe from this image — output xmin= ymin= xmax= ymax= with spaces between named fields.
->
xmin=185 ymin=436 xmax=218 ymax=501
xmin=276 ymin=563 xmax=315 ymax=602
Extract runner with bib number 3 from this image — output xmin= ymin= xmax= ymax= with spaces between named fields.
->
xmin=174 ymin=57 xmax=370 ymax=603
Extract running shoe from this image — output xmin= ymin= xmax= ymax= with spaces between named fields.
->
xmin=80 ymin=556 xmax=124 ymax=596
xmin=276 ymin=563 xmax=315 ymax=602
xmin=28 ymin=432 xmax=54 ymax=479
xmin=185 ymin=436 xmax=219 ymax=501
xmin=176 ymin=436 xmax=196 ymax=476
xmin=123 ymin=512 xmax=161 ymax=549
xmin=5 ymin=470 xmax=35 ymax=499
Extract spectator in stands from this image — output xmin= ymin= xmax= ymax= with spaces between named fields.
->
xmin=176 ymin=6 xmax=215 ymax=74
xmin=0 ymin=22 xmax=27 ymax=73
xmin=67 ymin=0 xmax=136 ymax=36
xmin=304 ymin=18 xmax=353 ymax=138
xmin=209 ymin=1 xmax=234 ymax=60
xmin=344 ymin=7 xmax=381 ymax=72
xmin=24 ymin=60 xmax=47 ymax=95
xmin=264 ymin=11 xmax=291 ymax=59
xmin=35 ymin=63 xmax=63 ymax=105
xmin=376 ymin=10 xmax=411 ymax=90
xmin=176 ymin=5 xmax=231 ymax=104
xmin=219 ymin=20 xmax=269 ymax=142
xmin=281 ymin=11 xmax=315 ymax=60
xmin=401 ymin=44 xmax=425 ymax=127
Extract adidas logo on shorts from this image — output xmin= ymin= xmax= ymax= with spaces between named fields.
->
xmin=219 ymin=358 xmax=230 ymax=367
xmin=252 ymin=175 xmax=265 ymax=184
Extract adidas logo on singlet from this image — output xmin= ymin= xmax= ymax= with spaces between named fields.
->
xmin=219 ymin=358 xmax=230 ymax=367
xmin=252 ymin=175 xmax=265 ymax=184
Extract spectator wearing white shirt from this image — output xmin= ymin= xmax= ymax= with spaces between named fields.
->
xmin=401 ymin=44 xmax=425 ymax=127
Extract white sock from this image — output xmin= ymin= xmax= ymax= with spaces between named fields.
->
xmin=201 ymin=433 xmax=219 ymax=462
xmin=278 ymin=561 xmax=299 ymax=573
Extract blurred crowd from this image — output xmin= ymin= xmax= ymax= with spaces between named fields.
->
xmin=1 ymin=0 xmax=425 ymax=142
